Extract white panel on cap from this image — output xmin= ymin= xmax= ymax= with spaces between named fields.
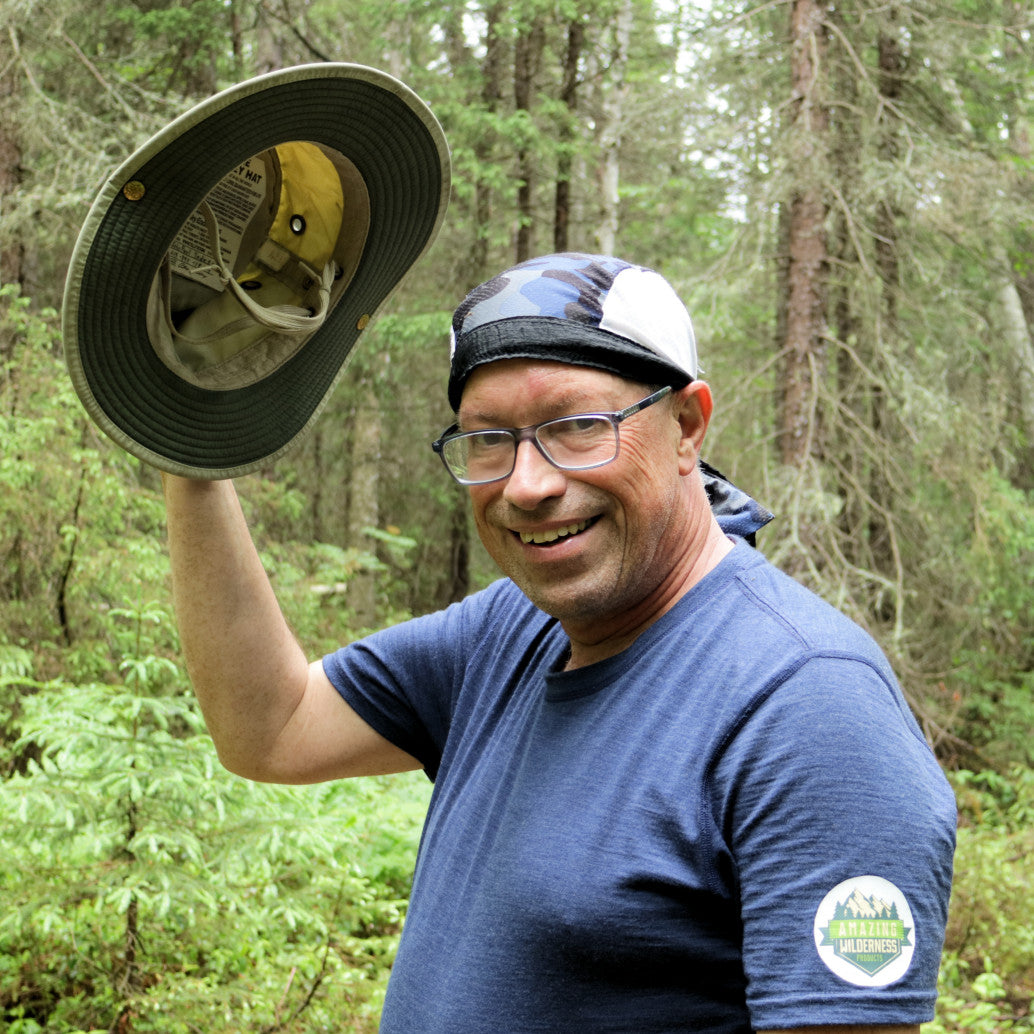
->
xmin=599 ymin=267 xmax=697 ymax=378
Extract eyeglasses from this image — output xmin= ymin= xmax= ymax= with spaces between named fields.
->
xmin=431 ymin=386 xmax=672 ymax=486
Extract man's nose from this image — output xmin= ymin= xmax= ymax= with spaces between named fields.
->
xmin=502 ymin=438 xmax=567 ymax=509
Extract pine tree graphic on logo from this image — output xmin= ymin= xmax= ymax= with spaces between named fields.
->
xmin=818 ymin=888 xmax=912 ymax=977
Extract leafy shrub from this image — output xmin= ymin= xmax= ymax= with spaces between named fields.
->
xmin=0 ymin=607 xmax=430 ymax=1032
xmin=934 ymin=768 xmax=1034 ymax=1031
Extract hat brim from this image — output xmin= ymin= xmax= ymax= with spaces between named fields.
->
xmin=63 ymin=63 xmax=450 ymax=479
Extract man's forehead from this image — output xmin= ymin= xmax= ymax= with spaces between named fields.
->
xmin=458 ymin=359 xmax=640 ymax=423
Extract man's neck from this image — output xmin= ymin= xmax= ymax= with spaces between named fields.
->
xmin=562 ymin=524 xmax=734 ymax=671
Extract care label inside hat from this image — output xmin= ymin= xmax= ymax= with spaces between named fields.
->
xmin=168 ymin=152 xmax=271 ymax=298
xmin=146 ymin=141 xmax=370 ymax=391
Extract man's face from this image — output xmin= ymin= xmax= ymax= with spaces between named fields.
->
xmin=459 ymin=359 xmax=705 ymax=640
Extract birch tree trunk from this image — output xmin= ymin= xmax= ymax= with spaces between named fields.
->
xmin=347 ymin=375 xmax=383 ymax=628
xmin=996 ymin=262 xmax=1034 ymax=444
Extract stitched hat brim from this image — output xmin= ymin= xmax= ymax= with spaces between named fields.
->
xmin=62 ymin=63 xmax=450 ymax=479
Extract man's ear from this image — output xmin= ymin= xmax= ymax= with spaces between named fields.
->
xmin=674 ymin=381 xmax=713 ymax=475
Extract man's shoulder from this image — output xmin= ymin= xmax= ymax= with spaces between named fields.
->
xmin=701 ymin=543 xmax=886 ymax=664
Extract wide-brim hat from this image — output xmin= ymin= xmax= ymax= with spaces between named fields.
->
xmin=63 ymin=63 xmax=450 ymax=479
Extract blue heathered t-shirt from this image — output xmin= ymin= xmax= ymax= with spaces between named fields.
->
xmin=323 ymin=542 xmax=956 ymax=1033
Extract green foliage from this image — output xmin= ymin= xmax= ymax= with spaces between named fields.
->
xmin=932 ymin=769 xmax=1034 ymax=1031
xmin=930 ymin=960 xmax=1034 ymax=1034
xmin=0 ymin=617 xmax=430 ymax=1031
xmin=913 ymin=469 xmax=1034 ymax=768
xmin=0 ymin=286 xmax=431 ymax=1029
xmin=0 ymin=287 xmax=173 ymax=670
xmin=4 ymin=0 xmax=1034 ymax=1026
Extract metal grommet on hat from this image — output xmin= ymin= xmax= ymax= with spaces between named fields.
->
xmin=63 ymin=63 xmax=450 ymax=479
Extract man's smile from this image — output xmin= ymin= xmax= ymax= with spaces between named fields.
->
xmin=516 ymin=517 xmax=598 ymax=546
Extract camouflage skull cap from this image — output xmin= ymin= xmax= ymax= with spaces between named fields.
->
xmin=448 ymin=253 xmax=697 ymax=411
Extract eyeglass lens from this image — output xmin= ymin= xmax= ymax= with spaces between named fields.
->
xmin=443 ymin=415 xmax=618 ymax=483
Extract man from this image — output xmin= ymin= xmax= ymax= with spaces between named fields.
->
xmin=164 ymin=253 xmax=956 ymax=1033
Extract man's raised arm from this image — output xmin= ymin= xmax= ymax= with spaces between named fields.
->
xmin=162 ymin=474 xmax=420 ymax=784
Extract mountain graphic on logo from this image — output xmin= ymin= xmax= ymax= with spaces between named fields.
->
xmin=834 ymin=889 xmax=900 ymax=922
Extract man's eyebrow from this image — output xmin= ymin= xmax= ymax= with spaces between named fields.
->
xmin=458 ymin=392 xmax=611 ymax=429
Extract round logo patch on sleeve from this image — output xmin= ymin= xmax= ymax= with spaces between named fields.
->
xmin=813 ymin=875 xmax=915 ymax=987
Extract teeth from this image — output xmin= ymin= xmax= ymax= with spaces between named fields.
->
xmin=519 ymin=520 xmax=589 ymax=545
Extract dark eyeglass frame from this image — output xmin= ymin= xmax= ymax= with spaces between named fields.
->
xmin=431 ymin=385 xmax=673 ymax=486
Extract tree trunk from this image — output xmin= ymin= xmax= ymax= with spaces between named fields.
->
xmin=0 ymin=31 xmax=24 ymax=289
xmin=828 ymin=1 xmax=863 ymax=563
xmin=594 ymin=0 xmax=633 ymax=255
xmin=446 ymin=3 xmax=506 ymax=286
xmin=228 ymin=0 xmax=244 ymax=80
xmin=1000 ymin=0 xmax=1034 ymax=481
xmin=447 ymin=490 xmax=470 ymax=604
xmin=996 ymin=261 xmax=1034 ymax=444
xmin=778 ymin=0 xmax=829 ymax=467
xmin=347 ymin=380 xmax=382 ymax=628
xmin=867 ymin=17 xmax=907 ymax=587
xmin=253 ymin=12 xmax=287 ymax=76
xmin=554 ymin=19 xmax=584 ymax=253
xmin=514 ymin=18 xmax=546 ymax=262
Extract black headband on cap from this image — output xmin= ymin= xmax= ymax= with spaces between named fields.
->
xmin=448 ymin=317 xmax=691 ymax=411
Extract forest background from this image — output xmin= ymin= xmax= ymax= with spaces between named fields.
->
xmin=1 ymin=0 xmax=1032 ymax=1030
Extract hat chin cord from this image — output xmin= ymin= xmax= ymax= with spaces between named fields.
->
xmin=179 ymin=199 xmax=335 ymax=342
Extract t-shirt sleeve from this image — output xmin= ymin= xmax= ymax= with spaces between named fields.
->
xmin=712 ymin=653 xmax=957 ymax=1030
xmin=322 ymin=602 xmax=471 ymax=779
